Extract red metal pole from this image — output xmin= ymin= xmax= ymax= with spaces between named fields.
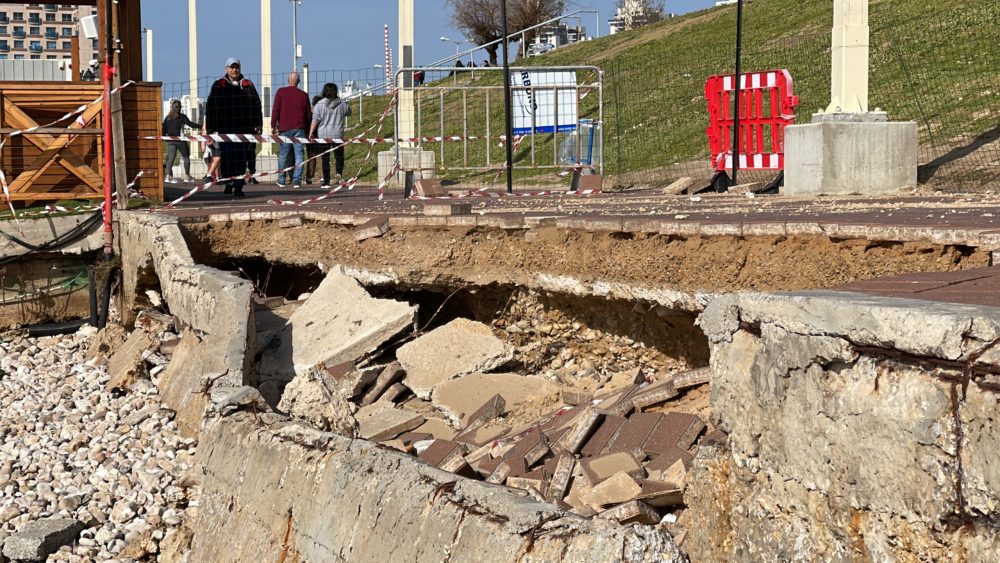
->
xmin=101 ymin=0 xmax=116 ymax=258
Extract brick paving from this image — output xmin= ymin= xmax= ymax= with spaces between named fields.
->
xmin=157 ymin=182 xmax=1000 ymax=309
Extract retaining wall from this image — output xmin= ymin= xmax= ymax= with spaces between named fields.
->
xmin=686 ymin=291 xmax=1000 ymax=561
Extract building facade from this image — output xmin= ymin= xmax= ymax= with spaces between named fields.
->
xmin=0 ymin=3 xmax=97 ymax=78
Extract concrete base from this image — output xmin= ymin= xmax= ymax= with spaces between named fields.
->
xmin=378 ymin=149 xmax=436 ymax=187
xmin=784 ymin=119 xmax=917 ymax=196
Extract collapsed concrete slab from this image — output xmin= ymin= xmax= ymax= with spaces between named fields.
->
xmin=257 ymin=269 xmax=416 ymax=379
xmin=398 ymin=318 xmax=514 ymax=400
xmin=2 ymin=517 xmax=84 ymax=562
xmin=192 ymin=413 xmax=683 ymax=562
xmin=431 ymin=373 xmax=560 ymax=428
xmin=106 ymin=328 xmax=157 ymax=389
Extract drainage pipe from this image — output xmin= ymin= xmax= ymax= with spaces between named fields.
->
xmin=87 ymin=267 xmax=98 ymax=326
xmin=27 ymin=319 xmax=88 ymax=338
xmin=97 ymin=268 xmax=117 ymax=330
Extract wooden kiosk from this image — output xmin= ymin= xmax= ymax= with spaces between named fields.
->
xmin=0 ymin=0 xmax=162 ymax=205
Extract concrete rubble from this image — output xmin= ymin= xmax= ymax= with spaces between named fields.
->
xmin=1 ymin=518 xmax=83 ymax=562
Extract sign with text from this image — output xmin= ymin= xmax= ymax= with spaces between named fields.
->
xmin=511 ymin=70 xmax=578 ymax=135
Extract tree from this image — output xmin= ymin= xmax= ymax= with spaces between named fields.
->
xmin=446 ymin=0 xmax=565 ymax=65
xmin=615 ymin=0 xmax=665 ymax=31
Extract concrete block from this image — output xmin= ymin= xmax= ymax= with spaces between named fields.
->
xmin=134 ymin=309 xmax=175 ymax=334
xmin=784 ymin=120 xmax=918 ymax=196
xmin=598 ymin=500 xmax=660 ymax=525
xmin=258 ymin=269 xmax=416 ymax=379
xmin=327 ymin=363 xmax=380 ymax=401
xmin=398 ymin=319 xmax=513 ymax=400
xmin=378 ymin=149 xmax=436 ymax=187
xmin=278 ymin=214 xmax=304 ymax=228
xmin=504 ymin=428 xmax=550 ymax=467
xmin=573 ymin=174 xmax=603 ymax=191
xmin=582 ymin=472 xmax=643 ymax=508
xmin=555 ymin=408 xmax=603 ymax=454
xmin=582 ymin=452 xmax=644 ymax=485
xmin=156 ymin=329 xmax=223 ymax=439
xmin=545 ymin=453 xmax=576 ymax=502
xmin=2 ymin=517 xmax=84 ymax=561
xmin=507 ymin=476 xmax=544 ymax=494
xmin=672 ymin=367 xmax=711 ymax=389
xmin=647 ymin=458 xmax=687 ymax=489
xmin=423 ymin=203 xmax=471 ymax=216
xmin=661 ymin=177 xmax=695 ymax=195
xmin=418 ymin=439 xmax=467 ymax=468
xmin=601 ymin=367 xmax=645 ymax=392
xmin=107 ymin=328 xmax=157 ymax=389
xmin=644 ymin=446 xmax=694 ymax=473
xmin=414 ymin=178 xmax=446 ymax=197
xmin=358 ymin=408 xmax=425 ymax=442
xmin=355 ymin=217 xmax=389 ymax=241
xmin=431 ymin=373 xmax=558 ymax=428
xmin=594 ymin=385 xmax=639 ymax=417
xmin=561 ymin=389 xmax=593 ymax=406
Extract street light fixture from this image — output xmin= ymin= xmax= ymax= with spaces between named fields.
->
xmin=440 ymin=36 xmax=473 ymax=66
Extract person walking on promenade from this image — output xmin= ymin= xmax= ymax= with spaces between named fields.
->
xmin=271 ymin=71 xmax=311 ymax=188
xmin=162 ymin=99 xmax=200 ymax=183
xmin=205 ymin=57 xmax=262 ymax=198
xmin=308 ymin=83 xmax=352 ymax=188
xmin=304 ymin=95 xmax=323 ymax=184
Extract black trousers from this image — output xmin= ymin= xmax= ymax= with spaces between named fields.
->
xmin=320 ymin=145 xmax=345 ymax=182
xmin=219 ymin=142 xmax=252 ymax=191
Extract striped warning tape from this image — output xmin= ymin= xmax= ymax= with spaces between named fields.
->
xmin=148 ymin=133 xmax=499 ymax=145
xmin=164 ymin=91 xmax=399 ymax=208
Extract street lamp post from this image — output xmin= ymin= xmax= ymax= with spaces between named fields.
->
xmin=500 ymin=0 xmax=513 ymax=194
xmin=440 ymin=36 xmax=472 ymax=84
xmin=291 ymin=0 xmax=301 ymax=70
xmin=141 ymin=27 xmax=152 ymax=82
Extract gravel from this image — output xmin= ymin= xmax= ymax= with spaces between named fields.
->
xmin=0 ymin=327 xmax=197 ymax=561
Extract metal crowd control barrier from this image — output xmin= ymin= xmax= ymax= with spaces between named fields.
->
xmin=705 ymin=69 xmax=799 ymax=173
xmin=391 ymin=66 xmax=603 ymax=191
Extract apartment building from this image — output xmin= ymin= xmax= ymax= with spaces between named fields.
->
xmin=0 ymin=3 xmax=97 ymax=75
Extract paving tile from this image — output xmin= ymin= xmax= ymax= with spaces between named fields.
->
xmin=580 ymin=415 xmax=627 ymax=458
xmin=598 ymin=500 xmax=660 ymax=525
xmin=643 ymin=412 xmax=706 ymax=455
xmin=605 ymin=413 xmax=664 ymax=454
xmin=581 ymin=451 xmax=644 ymax=484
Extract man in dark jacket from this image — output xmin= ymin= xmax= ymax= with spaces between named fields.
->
xmin=205 ymin=57 xmax=262 ymax=197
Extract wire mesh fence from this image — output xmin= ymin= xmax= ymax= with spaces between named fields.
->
xmin=602 ymin=0 xmax=1000 ymax=192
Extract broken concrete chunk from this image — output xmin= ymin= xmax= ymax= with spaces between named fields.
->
xmin=431 ymin=373 xmax=558 ymax=428
xmin=661 ymin=176 xmax=695 ymax=195
xmin=507 ymin=476 xmax=544 ymax=494
xmin=486 ymin=461 xmax=512 ymax=484
xmin=277 ymin=368 xmax=359 ymax=437
xmin=582 ymin=472 xmax=643 ymax=509
xmin=277 ymin=213 xmax=304 ymax=228
xmin=423 ymin=202 xmax=472 ymax=216
xmin=254 ymin=300 xmax=303 ymax=352
xmin=358 ymin=408 xmax=424 ymax=442
xmin=504 ymin=428 xmax=550 ymax=467
xmin=631 ymin=379 xmax=680 ymax=410
xmin=647 ymin=458 xmax=688 ymax=489
xmin=561 ymin=388 xmax=593 ymax=406
xmin=2 ymin=517 xmax=84 ymax=562
xmin=355 ymin=217 xmax=390 ymax=241
xmin=397 ymin=318 xmax=513 ymax=400
xmin=464 ymin=394 xmax=505 ymax=431
xmin=598 ymin=500 xmax=660 ymax=525
xmin=258 ymin=269 xmax=416 ymax=379
xmin=326 ymin=363 xmax=381 ymax=401
xmin=582 ymin=451 xmax=644 ymax=485
xmin=107 ymin=328 xmax=157 ymax=389
xmin=672 ymin=367 xmax=711 ymax=389
xmin=455 ymin=423 xmax=509 ymax=448
xmin=643 ymin=412 xmax=706 ymax=455
xmin=645 ymin=446 xmax=695 ymax=474
xmin=594 ymin=385 xmax=640 ymax=417
xmin=414 ymin=417 xmax=458 ymax=440
xmin=359 ymin=362 xmax=406 ymax=407
xmin=601 ymin=367 xmax=644 ymax=392
xmin=135 ymin=309 xmax=175 ymax=334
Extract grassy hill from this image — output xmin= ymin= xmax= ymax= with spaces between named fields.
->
xmin=344 ymin=0 xmax=999 ymax=190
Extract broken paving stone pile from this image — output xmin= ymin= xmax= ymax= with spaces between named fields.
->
xmin=0 ymin=325 xmax=198 ymax=562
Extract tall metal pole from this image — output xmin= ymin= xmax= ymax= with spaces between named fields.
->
xmin=730 ymin=0 xmax=744 ymax=187
xmin=500 ymin=0 xmax=514 ymax=194
xmin=188 ymin=0 xmax=197 ymax=103
xmin=143 ymin=28 xmax=153 ymax=81
xmin=291 ymin=0 xmax=298 ymax=70
xmin=261 ymin=0 xmax=273 ymax=154
xmin=101 ymin=0 xmax=116 ymax=257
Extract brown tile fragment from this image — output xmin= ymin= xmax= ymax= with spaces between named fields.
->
xmin=631 ymin=379 xmax=679 ymax=410
xmin=462 ymin=394 xmax=506 ymax=432
xmin=645 ymin=446 xmax=695 ymax=473
xmin=545 ymin=454 xmax=577 ymax=502
xmin=643 ymin=412 xmax=706 ymax=455
xmin=555 ymin=408 xmax=603 ymax=454
xmin=672 ymin=367 xmax=711 ymax=390
xmin=605 ymin=413 xmax=663 ymax=454
xmin=580 ymin=415 xmax=627 ymax=458
xmin=418 ymin=439 xmax=466 ymax=468
xmin=636 ymin=480 xmax=684 ymax=508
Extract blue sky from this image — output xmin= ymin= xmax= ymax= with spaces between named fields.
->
xmin=142 ymin=0 xmax=716 ymax=93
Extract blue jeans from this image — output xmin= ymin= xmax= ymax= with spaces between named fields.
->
xmin=278 ymin=128 xmax=306 ymax=184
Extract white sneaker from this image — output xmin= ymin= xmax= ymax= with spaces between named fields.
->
xmin=165 ymin=176 xmax=177 ymax=184
xmin=320 ymin=181 xmax=331 ymax=189
xmin=276 ymin=179 xmax=286 ymax=188
xmin=335 ymin=174 xmax=344 ymax=183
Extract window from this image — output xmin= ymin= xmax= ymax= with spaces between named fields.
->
xmin=61 ymin=14 xmax=72 ymax=22
xmin=0 ymin=26 xmax=6 ymax=34
xmin=28 ymin=14 xmax=40 ymax=25
xmin=29 ymin=40 xmax=41 ymax=50
xmin=91 ymin=38 xmax=97 ymax=49
xmin=0 ymin=14 xmax=8 ymax=24
xmin=14 ymin=40 xmax=23 ymax=48
xmin=46 ymin=40 xmax=55 ymax=49
xmin=45 ymin=26 xmax=56 ymax=38
xmin=29 ymin=54 xmax=39 ymax=59
xmin=61 ymin=41 xmax=71 ymax=50
xmin=61 ymin=27 xmax=71 ymax=36
xmin=0 ymin=54 xmax=7 ymax=60
xmin=13 ymin=13 xmax=23 ymax=22
xmin=29 ymin=26 xmax=39 ymax=35
xmin=45 ymin=14 xmax=54 ymax=22
xmin=13 ymin=54 xmax=24 ymax=59
xmin=46 ymin=54 xmax=56 ymax=59
xmin=0 ymin=41 xmax=7 ymax=50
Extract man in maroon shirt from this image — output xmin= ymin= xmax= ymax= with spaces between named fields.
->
xmin=271 ymin=71 xmax=312 ymax=188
